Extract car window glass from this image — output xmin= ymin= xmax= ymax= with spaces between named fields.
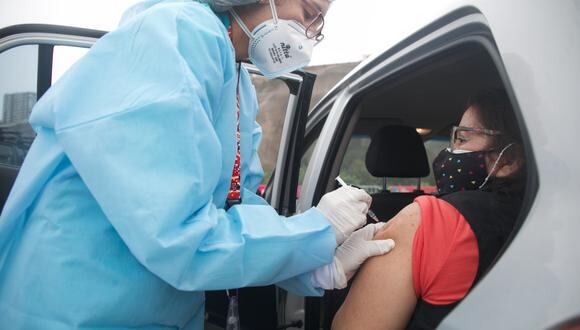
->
xmin=295 ymin=133 xmax=322 ymax=201
xmin=299 ymin=136 xmax=319 ymax=184
xmin=0 ymin=45 xmax=38 ymax=166
xmin=423 ymin=138 xmax=448 ymax=190
xmin=339 ymin=134 xmax=447 ymax=194
xmin=52 ymin=46 xmax=88 ymax=83
xmin=250 ymin=74 xmax=290 ymax=187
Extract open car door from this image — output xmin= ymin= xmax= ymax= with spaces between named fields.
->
xmin=0 ymin=24 xmax=105 ymax=208
xmin=0 ymin=24 xmax=317 ymax=330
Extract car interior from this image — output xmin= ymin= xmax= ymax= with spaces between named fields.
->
xmin=311 ymin=41 xmax=531 ymax=329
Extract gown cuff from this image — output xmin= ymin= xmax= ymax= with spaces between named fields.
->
xmin=311 ymin=257 xmax=347 ymax=290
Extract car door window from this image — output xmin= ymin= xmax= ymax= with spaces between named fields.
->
xmin=250 ymin=74 xmax=290 ymax=187
xmin=0 ymin=44 xmax=94 ymax=168
xmin=299 ymin=136 xmax=319 ymax=184
xmin=0 ymin=45 xmax=38 ymax=167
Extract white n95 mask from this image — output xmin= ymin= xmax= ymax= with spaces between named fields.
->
xmin=230 ymin=1 xmax=316 ymax=79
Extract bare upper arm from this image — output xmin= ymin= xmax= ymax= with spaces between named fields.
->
xmin=332 ymin=202 xmax=421 ymax=330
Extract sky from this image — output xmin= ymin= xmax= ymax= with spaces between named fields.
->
xmin=0 ymin=0 xmax=458 ymax=65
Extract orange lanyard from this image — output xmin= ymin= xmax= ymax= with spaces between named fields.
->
xmin=226 ymin=24 xmax=242 ymax=209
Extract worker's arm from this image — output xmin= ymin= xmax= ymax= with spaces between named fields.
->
xmin=332 ymin=203 xmax=421 ymax=329
xmin=52 ymin=3 xmax=335 ymax=292
xmin=243 ymin=116 xmax=331 ymax=296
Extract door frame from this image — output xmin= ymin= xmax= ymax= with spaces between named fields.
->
xmin=292 ymin=7 xmax=538 ymax=330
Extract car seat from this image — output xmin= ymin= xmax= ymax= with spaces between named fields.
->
xmin=365 ymin=125 xmax=431 ymax=221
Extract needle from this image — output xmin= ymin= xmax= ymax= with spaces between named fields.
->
xmin=335 ymin=176 xmax=380 ymax=223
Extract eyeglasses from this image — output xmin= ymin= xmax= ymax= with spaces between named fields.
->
xmin=450 ymin=125 xmax=501 ymax=150
xmin=305 ymin=12 xmax=325 ymax=42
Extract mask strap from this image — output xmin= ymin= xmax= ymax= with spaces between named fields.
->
xmin=230 ymin=9 xmax=253 ymax=37
xmin=268 ymin=0 xmax=279 ymax=24
xmin=230 ymin=0 xmax=279 ymax=38
xmin=478 ymin=142 xmax=516 ymax=189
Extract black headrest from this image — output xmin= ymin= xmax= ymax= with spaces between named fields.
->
xmin=365 ymin=125 xmax=430 ymax=178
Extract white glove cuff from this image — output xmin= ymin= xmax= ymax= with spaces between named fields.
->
xmin=311 ymin=258 xmax=348 ymax=290
xmin=332 ymin=257 xmax=348 ymax=289
xmin=311 ymin=263 xmax=335 ymax=290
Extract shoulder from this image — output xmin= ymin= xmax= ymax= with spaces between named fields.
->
xmin=123 ymin=1 xmax=222 ymax=25
xmin=440 ymin=190 xmax=497 ymax=210
xmin=374 ymin=195 xmax=462 ymax=241
xmin=439 ymin=191 xmax=515 ymax=226
xmin=115 ymin=1 xmax=235 ymax=93
xmin=413 ymin=195 xmax=473 ymax=241
xmin=374 ymin=195 xmax=476 ymax=254
xmin=118 ymin=1 xmax=230 ymax=47
xmin=176 ymin=2 xmax=230 ymax=37
xmin=376 ymin=195 xmax=464 ymax=240
xmin=374 ymin=202 xmax=421 ymax=243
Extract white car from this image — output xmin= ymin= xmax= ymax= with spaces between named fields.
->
xmin=0 ymin=1 xmax=578 ymax=329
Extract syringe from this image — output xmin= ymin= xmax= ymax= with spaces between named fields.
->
xmin=335 ymin=176 xmax=380 ymax=223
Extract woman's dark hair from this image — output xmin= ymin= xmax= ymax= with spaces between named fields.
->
xmin=467 ymin=88 xmax=526 ymax=192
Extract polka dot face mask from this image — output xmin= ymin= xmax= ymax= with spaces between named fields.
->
xmin=432 ymin=144 xmax=514 ymax=195
xmin=432 ymin=148 xmax=489 ymax=194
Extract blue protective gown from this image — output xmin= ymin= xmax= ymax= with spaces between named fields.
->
xmin=0 ymin=1 xmax=335 ymax=328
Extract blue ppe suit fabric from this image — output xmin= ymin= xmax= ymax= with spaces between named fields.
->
xmin=0 ymin=1 xmax=336 ymax=328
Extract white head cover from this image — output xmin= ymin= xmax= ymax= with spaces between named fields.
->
xmin=198 ymin=0 xmax=260 ymax=12
xmin=120 ymin=0 xmax=261 ymax=26
xmin=205 ymin=0 xmax=334 ymax=13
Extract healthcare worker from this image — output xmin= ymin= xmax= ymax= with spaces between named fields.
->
xmin=0 ymin=0 xmax=395 ymax=328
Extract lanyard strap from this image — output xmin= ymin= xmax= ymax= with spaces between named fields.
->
xmin=226 ymin=24 xmax=242 ymax=209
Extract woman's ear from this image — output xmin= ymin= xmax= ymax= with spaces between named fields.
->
xmin=494 ymin=157 xmax=523 ymax=177
xmin=491 ymin=144 xmax=524 ymax=178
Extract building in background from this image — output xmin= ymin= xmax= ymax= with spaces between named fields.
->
xmin=2 ymin=92 xmax=36 ymax=124
xmin=0 ymin=92 xmax=37 ymax=166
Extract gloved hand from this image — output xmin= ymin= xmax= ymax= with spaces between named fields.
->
xmin=316 ymin=186 xmax=372 ymax=245
xmin=312 ymin=223 xmax=395 ymax=289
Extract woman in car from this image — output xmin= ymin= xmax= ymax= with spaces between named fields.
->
xmin=332 ymin=89 xmax=527 ymax=329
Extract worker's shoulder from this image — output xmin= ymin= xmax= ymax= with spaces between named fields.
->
xmin=143 ymin=1 xmax=225 ymax=30
xmin=130 ymin=1 xmax=227 ymax=38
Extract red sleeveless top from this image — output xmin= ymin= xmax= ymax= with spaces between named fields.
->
xmin=412 ymin=195 xmax=479 ymax=305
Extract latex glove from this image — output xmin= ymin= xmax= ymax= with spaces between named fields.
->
xmin=316 ymin=186 xmax=372 ymax=245
xmin=312 ymin=223 xmax=395 ymax=290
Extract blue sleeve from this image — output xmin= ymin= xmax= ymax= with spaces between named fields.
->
xmin=243 ymin=119 xmax=265 ymax=194
xmin=48 ymin=3 xmax=335 ymax=291
xmin=277 ymin=272 xmax=325 ymax=296
xmin=240 ymin=191 xmax=329 ymax=296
